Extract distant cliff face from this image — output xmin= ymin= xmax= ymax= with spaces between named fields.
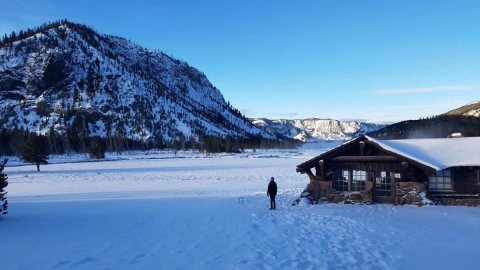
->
xmin=251 ymin=118 xmax=384 ymax=142
xmin=0 ymin=21 xmax=267 ymax=142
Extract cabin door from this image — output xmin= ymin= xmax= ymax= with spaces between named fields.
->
xmin=374 ymin=171 xmax=393 ymax=203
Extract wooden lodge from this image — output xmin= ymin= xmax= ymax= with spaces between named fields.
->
xmin=295 ymin=135 xmax=480 ymax=206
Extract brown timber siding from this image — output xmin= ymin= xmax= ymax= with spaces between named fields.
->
xmin=453 ymin=168 xmax=479 ymax=194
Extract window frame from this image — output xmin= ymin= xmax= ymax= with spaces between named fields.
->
xmin=333 ymin=170 xmax=349 ymax=192
xmin=429 ymin=169 xmax=453 ymax=191
xmin=351 ymin=170 xmax=366 ymax=192
xmin=374 ymin=171 xmax=392 ymax=197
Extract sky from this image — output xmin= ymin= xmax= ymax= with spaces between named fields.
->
xmin=1 ymin=0 xmax=479 ymax=124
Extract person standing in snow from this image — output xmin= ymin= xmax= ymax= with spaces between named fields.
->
xmin=267 ymin=177 xmax=277 ymax=210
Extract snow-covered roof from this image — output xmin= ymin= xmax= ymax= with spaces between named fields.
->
xmin=297 ymin=135 xmax=480 ymax=174
xmin=365 ymin=135 xmax=480 ymax=171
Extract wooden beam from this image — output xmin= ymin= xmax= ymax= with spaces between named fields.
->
xmin=331 ymin=161 xmax=408 ymax=172
xmin=315 ymin=164 xmax=321 ymax=177
xmin=305 ymin=168 xmax=315 ymax=181
xmin=331 ymin=156 xmax=399 ymax=162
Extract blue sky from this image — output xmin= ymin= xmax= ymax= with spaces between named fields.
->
xmin=1 ymin=1 xmax=479 ymax=123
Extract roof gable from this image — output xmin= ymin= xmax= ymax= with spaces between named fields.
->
xmin=296 ymin=136 xmax=365 ymax=172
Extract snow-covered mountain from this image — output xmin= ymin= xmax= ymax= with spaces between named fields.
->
xmin=251 ymin=118 xmax=384 ymax=142
xmin=0 ymin=20 xmax=269 ymax=143
xmin=443 ymin=101 xmax=480 ymax=117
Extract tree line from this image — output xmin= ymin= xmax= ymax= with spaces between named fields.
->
xmin=0 ymin=127 xmax=302 ymax=165
xmin=0 ymin=19 xmax=69 ymax=47
xmin=367 ymin=115 xmax=480 ymax=139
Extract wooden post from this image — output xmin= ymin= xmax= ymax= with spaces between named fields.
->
xmin=315 ymin=164 xmax=321 ymax=177
xmin=319 ymin=160 xmax=325 ymax=181
xmin=401 ymin=162 xmax=409 ymax=182
xmin=392 ymin=171 xmax=397 ymax=205
xmin=348 ymin=170 xmax=352 ymax=192
xmin=359 ymin=141 xmax=365 ymax=156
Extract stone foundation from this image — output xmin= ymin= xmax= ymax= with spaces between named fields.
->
xmin=430 ymin=197 xmax=480 ymax=206
xmin=395 ymin=182 xmax=433 ymax=206
xmin=293 ymin=181 xmax=480 ymax=207
xmin=292 ymin=180 xmax=373 ymax=205
xmin=292 ymin=181 xmax=327 ymax=205
xmin=294 ymin=180 xmax=432 ymax=206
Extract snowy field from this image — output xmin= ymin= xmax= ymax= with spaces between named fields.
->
xmin=2 ymin=143 xmax=480 ymax=269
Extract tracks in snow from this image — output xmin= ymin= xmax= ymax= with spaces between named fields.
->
xmin=236 ymin=191 xmax=405 ymax=269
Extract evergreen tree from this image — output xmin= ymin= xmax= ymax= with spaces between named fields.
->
xmin=88 ymin=136 xmax=106 ymax=160
xmin=21 ymin=133 xmax=49 ymax=171
xmin=0 ymin=158 xmax=8 ymax=219
xmin=86 ymin=64 xmax=95 ymax=97
xmin=9 ymin=126 xmax=27 ymax=157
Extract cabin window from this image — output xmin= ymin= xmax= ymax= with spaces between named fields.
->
xmin=375 ymin=171 xmax=392 ymax=197
xmin=351 ymin=170 xmax=366 ymax=191
xmin=429 ymin=170 xmax=452 ymax=190
xmin=333 ymin=170 xmax=349 ymax=192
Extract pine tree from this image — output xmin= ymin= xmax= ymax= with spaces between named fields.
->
xmin=0 ymin=158 xmax=8 ymax=219
xmin=21 ymin=133 xmax=49 ymax=171
xmin=88 ymin=136 xmax=106 ymax=160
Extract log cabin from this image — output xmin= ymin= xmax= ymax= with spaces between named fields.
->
xmin=295 ymin=135 xmax=480 ymax=206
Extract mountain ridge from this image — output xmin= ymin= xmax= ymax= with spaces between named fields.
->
xmin=0 ymin=20 xmax=270 ymax=148
xmin=442 ymin=101 xmax=480 ymax=117
xmin=251 ymin=117 xmax=384 ymax=142
xmin=0 ymin=19 xmax=387 ymax=154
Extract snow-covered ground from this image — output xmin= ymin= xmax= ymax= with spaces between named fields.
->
xmin=2 ymin=143 xmax=480 ymax=269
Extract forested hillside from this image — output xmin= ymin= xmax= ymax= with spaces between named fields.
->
xmin=442 ymin=101 xmax=480 ymax=117
xmin=367 ymin=115 xmax=480 ymax=139
xmin=0 ymin=20 xmax=300 ymax=157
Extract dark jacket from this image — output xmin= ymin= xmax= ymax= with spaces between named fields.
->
xmin=267 ymin=181 xmax=277 ymax=197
